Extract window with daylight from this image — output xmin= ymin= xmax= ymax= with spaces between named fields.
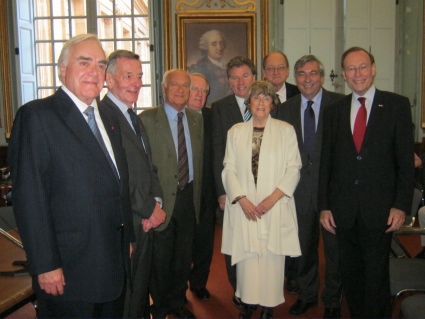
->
xmin=34 ymin=0 xmax=153 ymax=111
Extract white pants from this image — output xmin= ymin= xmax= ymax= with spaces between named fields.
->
xmin=235 ymin=239 xmax=286 ymax=307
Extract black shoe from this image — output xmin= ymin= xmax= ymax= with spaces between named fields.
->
xmin=288 ymin=300 xmax=318 ymax=316
xmin=260 ymin=306 xmax=274 ymax=319
xmin=169 ymin=306 xmax=196 ymax=318
xmin=323 ymin=307 xmax=341 ymax=319
xmin=233 ymin=294 xmax=242 ymax=308
xmin=239 ymin=304 xmax=256 ymax=319
xmin=286 ymin=278 xmax=300 ymax=294
xmin=191 ymin=287 xmax=210 ymax=300
xmin=415 ymin=248 xmax=425 ymax=259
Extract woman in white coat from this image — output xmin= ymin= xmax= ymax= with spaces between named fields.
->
xmin=221 ymin=81 xmax=302 ymax=319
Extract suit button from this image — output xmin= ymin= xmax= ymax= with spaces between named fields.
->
xmin=357 ymin=156 xmax=362 ymax=160
xmin=117 ymin=224 xmax=124 ymax=230
xmin=172 ymin=193 xmax=176 ymax=196
xmin=174 ymin=175 xmax=178 ymax=179
xmin=354 ymin=180 xmax=359 ymax=185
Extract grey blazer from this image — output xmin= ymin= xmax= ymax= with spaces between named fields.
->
xmin=140 ymin=105 xmax=203 ymax=231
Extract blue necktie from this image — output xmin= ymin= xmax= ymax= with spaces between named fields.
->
xmin=304 ymin=100 xmax=315 ymax=156
xmin=84 ymin=106 xmax=119 ymax=181
xmin=244 ymin=105 xmax=252 ymax=122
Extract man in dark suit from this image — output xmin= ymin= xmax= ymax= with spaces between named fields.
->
xmin=100 ymin=50 xmax=166 ymax=318
xmin=211 ymin=56 xmax=257 ymax=308
xmin=8 ymin=34 xmax=134 ymax=318
xmin=140 ymin=69 xmax=203 ymax=319
xmin=263 ymin=51 xmax=300 ymax=105
xmin=275 ymin=55 xmax=343 ymax=318
xmin=263 ymin=50 xmax=300 ymax=294
xmin=186 ymin=73 xmax=216 ymax=300
xmin=319 ymin=47 xmax=414 ymax=318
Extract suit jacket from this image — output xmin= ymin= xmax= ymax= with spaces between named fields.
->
xmin=285 ymin=82 xmax=301 ymax=100
xmin=276 ymin=89 xmax=344 ymax=215
xmin=8 ymin=88 xmax=134 ymax=302
xmin=201 ymin=106 xmax=216 ymax=206
xmin=211 ymin=94 xmax=244 ymax=197
xmin=140 ymin=105 xmax=203 ymax=231
xmin=318 ymin=89 xmax=415 ymax=230
xmin=100 ymin=95 xmax=163 ymax=225
xmin=270 ymin=82 xmax=300 ymax=118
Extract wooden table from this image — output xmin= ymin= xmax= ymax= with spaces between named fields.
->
xmin=0 ymin=229 xmax=34 ymax=316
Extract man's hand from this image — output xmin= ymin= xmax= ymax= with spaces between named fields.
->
xmin=239 ymin=197 xmax=262 ymax=221
xmin=38 ymin=268 xmax=65 ymax=296
xmin=386 ymin=208 xmax=406 ymax=233
xmin=218 ymin=195 xmax=226 ymax=210
xmin=142 ymin=219 xmax=154 ymax=232
xmin=320 ymin=210 xmax=336 ymax=234
xmin=149 ymin=202 xmax=166 ymax=228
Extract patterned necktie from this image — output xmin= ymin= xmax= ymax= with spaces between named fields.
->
xmin=353 ymin=97 xmax=367 ymax=153
xmin=177 ymin=112 xmax=189 ymax=190
xmin=84 ymin=106 xmax=119 ymax=181
xmin=303 ymin=100 xmax=316 ymax=156
xmin=244 ymin=105 xmax=252 ymax=122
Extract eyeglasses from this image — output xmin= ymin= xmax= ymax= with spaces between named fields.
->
xmin=265 ymin=65 xmax=287 ymax=73
xmin=251 ymin=95 xmax=272 ymax=102
xmin=344 ymin=64 xmax=371 ymax=75
xmin=190 ymin=87 xmax=209 ymax=95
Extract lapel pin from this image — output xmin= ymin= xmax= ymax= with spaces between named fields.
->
xmin=378 ymin=104 xmax=384 ymax=108
xmin=111 ymin=126 xmax=115 ymax=131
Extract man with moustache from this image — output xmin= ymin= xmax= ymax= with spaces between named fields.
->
xmin=8 ymin=34 xmax=133 ymax=318
xmin=275 ymin=55 xmax=343 ymax=318
xmin=211 ymin=56 xmax=257 ymax=308
xmin=189 ymin=30 xmax=232 ymax=105
xmin=186 ymin=73 xmax=216 ymax=300
xmin=140 ymin=69 xmax=203 ymax=319
xmin=100 ymin=50 xmax=166 ymax=318
xmin=263 ymin=51 xmax=300 ymax=105
xmin=319 ymin=47 xmax=414 ymax=318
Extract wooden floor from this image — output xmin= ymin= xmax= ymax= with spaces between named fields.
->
xmin=6 ymin=221 xmax=422 ymax=319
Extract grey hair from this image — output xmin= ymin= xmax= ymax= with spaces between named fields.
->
xmin=106 ymin=50 xmax=140 ymax=75
xmin=262 ymin=51 xmax=289 ymax=69
xmin=57 ymin=34 xmax=101 ymax=82
xmin=161 ymin=69 xmax=191 ymax=87
xmin=199 ymin=29 xmax=226 ymax=51
xmin=244 ymin=81 xmax=279 ymax=109
xmin=189 ymin=72 xmax=210 ymax=91
xmin=293 ymin=55 xmax=325 ymax=77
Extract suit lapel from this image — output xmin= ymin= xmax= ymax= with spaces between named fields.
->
xmin=155 ymin=106 xmax=177 ymax=161
xmin=54 ymin=89 xmax=118 ymax=182
xmin=229 ymin=95 xmax=244 ymax=122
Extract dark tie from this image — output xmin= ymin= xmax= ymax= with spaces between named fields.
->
xmin=276 ymin=93 xmax=281 ymax=104
xmin=84 ymin=106 xmax=119 ymax=181
xmin=177 ymin=112 xmax=189 ymax=190
xmin=353 ymin=97 xmax=367 ymax=153
xmin=303 ymin=100 xmax=316 ymax=156
xmin=127 ymin=108 xmax=146 ymax=153
xmin=128 ymin=108 xmax=142 ymax=139
xmin=244 ymin=105 xmax=252 ymax=122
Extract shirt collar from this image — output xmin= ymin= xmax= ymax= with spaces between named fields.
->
xmin=61 ymin=85 xmax=98 ymax=113
xmin=301 ymin=88 xmax=323 ymax=109
xmin=107 ymin=91 xmax=130 ymax=114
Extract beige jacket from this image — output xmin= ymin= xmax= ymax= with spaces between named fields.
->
xmin=221 ymin=116 xmax=302 ymax=265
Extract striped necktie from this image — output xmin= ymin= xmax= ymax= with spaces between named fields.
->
xmin=244 ymin=105 xmax=252 ymax=122
xmin=177 ymin=112 xmax=189 ymax=190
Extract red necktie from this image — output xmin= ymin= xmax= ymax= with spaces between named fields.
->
xmin=353 ymin=97 xmax=367 ymax=153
